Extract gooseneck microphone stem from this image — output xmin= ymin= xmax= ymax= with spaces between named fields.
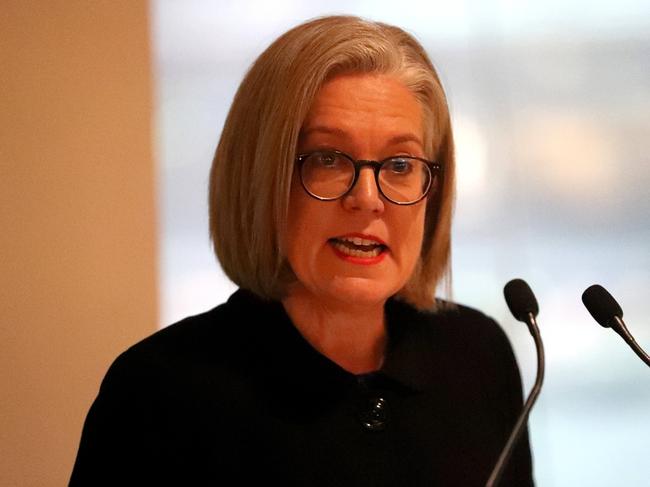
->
xmin=486 ymin=312 xmax=545 ymax=487
xmin=612 ymin=316 xmax=650 ymax=367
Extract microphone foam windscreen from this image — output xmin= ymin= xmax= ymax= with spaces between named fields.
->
xmin=581 ymin=284 xmax=623 ymax=328
xmin=504 ymin=279 xmax=539 ymax=322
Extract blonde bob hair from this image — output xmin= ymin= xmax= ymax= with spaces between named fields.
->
xmin=209 ymin=15 xmax=455 ymax=310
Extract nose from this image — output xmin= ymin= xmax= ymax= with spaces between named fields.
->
xmin=341 ymin=166 xmax=385 ymax=213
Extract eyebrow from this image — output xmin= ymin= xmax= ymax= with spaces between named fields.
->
xmin=301 ymin=125 xmax=424 ymax=148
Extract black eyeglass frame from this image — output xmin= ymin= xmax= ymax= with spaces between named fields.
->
xmin=295 ymin=150 xmax=442 ymax=206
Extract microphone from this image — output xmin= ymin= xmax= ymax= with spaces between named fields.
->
xmin=486 ymin=279 xmax=545 ymax=487
xmin=582 ymin=284 xmax=650 ymax=367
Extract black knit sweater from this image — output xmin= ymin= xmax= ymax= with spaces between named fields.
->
xmin=70 ymin=289 xmax=534 ymax=486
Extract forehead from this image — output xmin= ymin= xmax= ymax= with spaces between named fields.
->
xmin=300 ymin=73 xmax=424 ymax=149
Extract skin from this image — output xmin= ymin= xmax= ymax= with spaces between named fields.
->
xmin=282 ymin=72 xmax=428 ymax=374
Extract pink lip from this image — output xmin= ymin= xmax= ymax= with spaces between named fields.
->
xmin=330 ymin=245 xmax=387 ymax=265
xmin=328 ymin=232 xmax=389 ymax=266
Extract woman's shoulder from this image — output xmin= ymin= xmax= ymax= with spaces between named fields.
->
xmin=385 ymin=297 xmax=519 ymax=381
xmin=388 ymin=296 xmax=508 ymax=343
xmin=103 ymin=289 xmax=278 ymax=385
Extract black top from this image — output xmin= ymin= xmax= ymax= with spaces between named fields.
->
xmin=70 ymin=289 xmax=534 ymax=486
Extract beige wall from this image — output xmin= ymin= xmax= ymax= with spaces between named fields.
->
xmin=1 ymin=2 xmax=157 ymax=485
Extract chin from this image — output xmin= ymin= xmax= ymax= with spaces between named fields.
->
xmin=325 ymin=276 xmax=401 ymax=308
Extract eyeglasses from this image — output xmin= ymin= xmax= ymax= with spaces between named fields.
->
xmin=295 ymin=150 xmax=442 ymax=205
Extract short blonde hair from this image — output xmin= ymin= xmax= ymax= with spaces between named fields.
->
xmin=209 ymin=15 xmax=455 ymax=310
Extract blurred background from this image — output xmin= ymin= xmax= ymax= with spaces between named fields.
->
xmin=2 ymin=1 xmax=648 ymax=485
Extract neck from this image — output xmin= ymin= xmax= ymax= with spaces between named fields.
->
xmin=282 ymin=287 xmax=387 ymax=375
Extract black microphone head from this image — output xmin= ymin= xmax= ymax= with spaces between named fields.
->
xmin=504 ymin=279 xmax=539 ymax=322
xmin=582 ymin=284 xmax=623 ymax=328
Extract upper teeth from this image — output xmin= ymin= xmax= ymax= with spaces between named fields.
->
xmin=339 ymin=236 xmax=382 ymax=246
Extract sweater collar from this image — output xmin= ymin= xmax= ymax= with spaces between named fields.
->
xmin=226 ymin=289 xmax=435 ymax=393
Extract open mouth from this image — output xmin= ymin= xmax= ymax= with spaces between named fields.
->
xmin=328 ymin=236 xmax=388 ymax=259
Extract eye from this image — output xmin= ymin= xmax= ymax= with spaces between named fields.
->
xmin=319 ymin=152 xmax=337 ymax=167
xmin=311 ymin=151 xmax=346 ymax=169
xmin=384 ymin=158 xmax=414 ymax=175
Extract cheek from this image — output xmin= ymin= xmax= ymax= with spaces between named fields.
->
xmin=396 ymin=205 xmax=427 ymax=264
xmin=285 ymin=189 xmax=326 ymax=263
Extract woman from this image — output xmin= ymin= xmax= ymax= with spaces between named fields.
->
xmin=70 ymin=16 xmax=533 ymax=486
